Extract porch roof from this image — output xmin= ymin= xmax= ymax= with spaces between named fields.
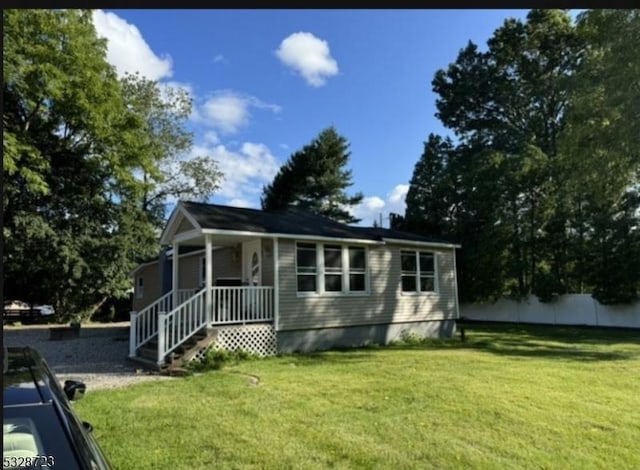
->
xmin=163 ymin=201 xmax=459 ymax=248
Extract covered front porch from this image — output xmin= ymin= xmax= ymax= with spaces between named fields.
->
xmin=129 ymin=207 xmax=280 ymax=366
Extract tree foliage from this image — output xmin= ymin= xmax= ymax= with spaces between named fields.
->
xmin=3 ymin=10 xmax=222 ymax=319
xmin=120 ymin=73 xmax=222 ymax=225
xmin=261 ymin=127 xmax=364 ymax=223
xmin=405 ymin=9 xmax=639 ymax=304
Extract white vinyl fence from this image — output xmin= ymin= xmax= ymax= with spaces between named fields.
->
xmin=461 ymin=294 xmax=640 ymax=329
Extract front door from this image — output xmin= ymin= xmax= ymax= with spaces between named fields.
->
xmin=242 ymin=239 xmax=261 ymax=286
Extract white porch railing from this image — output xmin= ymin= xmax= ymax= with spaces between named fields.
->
xmin=131 ymin=286 xmax=275 ymax=365
xmin=129 ymin=291 xmax=173 ymax=357
xmin=157 ymin=288 xmax=208 ymax=365
xmin=212 ymin=286 xmax=274 ymax=325
xmin=178 ymin=288 xmax=199 ymax=304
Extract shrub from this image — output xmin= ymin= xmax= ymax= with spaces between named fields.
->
xmin=188 ymin=347 xmax=258 ymax=372
xmin=389 ymin=331 xmax=429 ymax=347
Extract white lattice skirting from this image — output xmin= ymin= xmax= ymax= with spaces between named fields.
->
xmin=191 ymin=324 xmax=277 ymax=361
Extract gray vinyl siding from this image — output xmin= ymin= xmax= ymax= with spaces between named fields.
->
xmin=277 ymin=239 xmax=459 ymax=331
xmin=176 ymin=216 xmax=195 ymax=235
xmin=176 ymin=255 xmax=200 ymax=289
xmin=132 ymin=248 xmax=242 ymax=311
xmin=179 ymin=248 xmax=242 ymax=288
xmin=212 ymin=247 xmax=242 ymax=282
xmin=132 ymin=264 xmax=161 ymax=312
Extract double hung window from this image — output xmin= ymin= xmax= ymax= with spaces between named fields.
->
xmin=401 ymin=251 xmax=436 ymax=293
xmin=296 ymin=243 xmax=368 ymax=295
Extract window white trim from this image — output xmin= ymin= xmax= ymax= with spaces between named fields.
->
xmin=347 ymin=246 xmax=367 ymax=294
xmin=400 ymin=250 xmax=438 ymax=295
xmin=295 ymin=242 xmax=370 ymax=297
xmin=295 ymin=242 xmax=318 ymax=293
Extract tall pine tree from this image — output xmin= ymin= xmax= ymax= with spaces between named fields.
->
xmin=261 ymin=127 xmax=363 ymax=224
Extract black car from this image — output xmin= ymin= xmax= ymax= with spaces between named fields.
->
xmin=3 ymin=346 xmax=112 ymax=469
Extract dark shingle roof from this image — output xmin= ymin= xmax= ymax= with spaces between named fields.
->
xmin=181 ymin=201 xmax=458 ymax=246
xmin=350 ymin=226 xmax=458 ymax=246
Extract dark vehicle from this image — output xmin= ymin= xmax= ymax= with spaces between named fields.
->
xmin=3 ymin=346 xmax=112 ymax=469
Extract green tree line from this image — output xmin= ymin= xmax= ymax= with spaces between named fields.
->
xmin=3 ymin=10 xmax=221 ymax=319
xmin=4 ymin=9 xmax=637 ymax=321
xmin=404 ymin=9 xmax=639 ymax=304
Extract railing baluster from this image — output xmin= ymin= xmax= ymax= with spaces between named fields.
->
xmin=260 ymin=288 xmax=264 ymax=320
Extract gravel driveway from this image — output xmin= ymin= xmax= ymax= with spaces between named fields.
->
xmin=3 ymin=322 xmax=174 ymax=391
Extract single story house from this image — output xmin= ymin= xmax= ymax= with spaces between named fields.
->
xmin=129 ymin=201 xmax=461 ymax=366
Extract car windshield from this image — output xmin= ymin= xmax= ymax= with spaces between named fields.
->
xmin=3 ymin=405 xmax=79 ymax=469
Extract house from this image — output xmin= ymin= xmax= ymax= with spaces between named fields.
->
xmin=129 ymin=201 xmax=461 ymax=367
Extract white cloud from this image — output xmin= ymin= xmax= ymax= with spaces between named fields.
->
xmin=349 ymin=184 xmax=410 ymax=226
xmin=228 ymin=198 xmax=254 ymax=208
xmin=387 ymin=184 xmax=409 ymax=215
xmin=92 ymin=10 xmax=173 ymax=81
xmin=276 ymin=32 xmax=339 ymax=87
xmin=191 ymin=142 xmax=280 ymax=204
xmin=350 ymin=196 xmax=386 ymax=225
xmin=198 ymin=90 xmax=282 ymax=134
xmin=201 ymin=93 xmax=247 ymax=134
xmin=203 ymin=131 xmax=220 ymax=145
xmin=213 ymin=54 xmax=226 ymax=63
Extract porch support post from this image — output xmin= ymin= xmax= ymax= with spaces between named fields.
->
xmin=205 ymin=234 xmax=213 ymax=324
xmin=273 ymin=237 xmax=279 ymax=331
xmin=172 ymin=241 xmax=179 ymax=309
xmin=128 ymin=311 xmax=138 ymax=358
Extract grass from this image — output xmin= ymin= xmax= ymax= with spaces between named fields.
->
xmin=75 ymin=323 xmax=640 ymax=469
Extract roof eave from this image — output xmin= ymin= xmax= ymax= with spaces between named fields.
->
xmin=201 ymin=228 xmax=384 ymax=245
xmin=381 ymin=237 xmax=461 ymax=249
xmin=159 ymin=202 xmax=203 ymax=246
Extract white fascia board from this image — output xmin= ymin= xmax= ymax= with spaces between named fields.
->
xmin=165 ymin=246 xmax=223 ymax=258
xmin=131 ymin=246 xmax=225 ymax=277
xmin=159 ymin=202 xmax=203 ymax=245
xmin=382 ymin=237 xmax=461 ymax=249
xmin=201 ymin=228 xmax=384 ymax=245
xmin=173 ymin=228 xmax=203 ymax=243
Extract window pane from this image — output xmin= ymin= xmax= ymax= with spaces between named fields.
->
xmin=401 ymin=252 xmax=416 ymax=272
xmin=420 ymin=276 xmax=435 ymax=292
xmin=420 ymin=253 xmax=434 ymax=273
xmin=349 ymin=247 xmax=365 ymax=270
xmin=349 ymin=274 xmax=366 ymax=291
xmin=325 ymin=274 xmax=342 ymax=292
xmin=297 ymin=275 xmax=316 ymax=292
xmin=324 ymin=246 xmax=342 ymax=270
xmin=401 ymin=275 xmax=417 ymax=292
xmin=297 ymin=246 xmax=316 ymax=269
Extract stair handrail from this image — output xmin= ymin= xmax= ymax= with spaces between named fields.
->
xmin=157 ymin=288 xmax=208 ymax=365
xmin=129 ymin=290 xmax=174 ymax=358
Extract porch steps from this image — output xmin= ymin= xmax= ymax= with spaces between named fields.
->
xmin=131 ymin=327 xmax=219 ymax=375
xmin=127 ymin=354 xmax=161 ymax=372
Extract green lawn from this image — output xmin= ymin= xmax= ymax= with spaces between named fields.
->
xmin=76 ymin=323 xmax=640 ymax=469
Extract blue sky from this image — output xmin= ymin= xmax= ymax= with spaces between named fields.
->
xmin=93 ymin=9 xmax=561 ymax=226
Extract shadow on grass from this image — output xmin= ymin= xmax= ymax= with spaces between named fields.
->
xmin=282 ymin=323 xmax=640 ymax=365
